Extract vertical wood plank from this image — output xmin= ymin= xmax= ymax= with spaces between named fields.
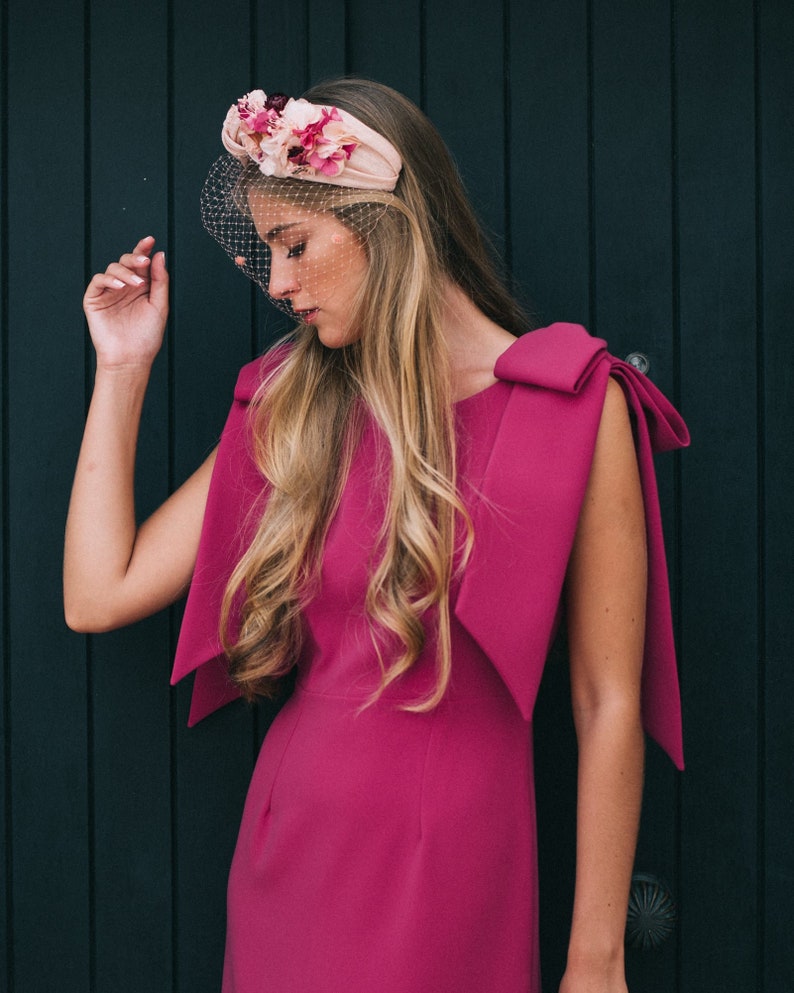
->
xmin=424 ymin=0 xmax=507 ymax=247
xmin=675 ymin=1 xmax=759 ymax=988
xmin=86 ymin=2 xmax=174 ymax=989
xmin=307 ymin=0 xmax=347 ymax=83
xmin=253 ymin=0 xmax=310 ymax=96
xmin=6 ymin=0 xmax=91 ymax=988
xmin=758 ymin=1 xmax=794 ymax=990
xmin=591 ymin=0 xmax=675 ymax=372
xmin=346 ymin=0 xmax=422 ymax=104
xmin=508 ymin=0 xmax=590 ymax=325
xmin=0 ymin=0 xmax=9 ymax=983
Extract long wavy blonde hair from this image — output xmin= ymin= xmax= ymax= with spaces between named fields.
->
xmin=220 ymin=79 xmax=530 ymax=710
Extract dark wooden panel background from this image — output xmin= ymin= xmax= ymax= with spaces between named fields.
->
xmin=1 ymin=1 xmax=791 ymax=991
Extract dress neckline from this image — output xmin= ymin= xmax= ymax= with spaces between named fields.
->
xmin=453 ymin=378 xmax=508 ymax=407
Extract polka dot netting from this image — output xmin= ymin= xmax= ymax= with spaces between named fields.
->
xmin=201 ymin=154 xmax=394 ymax=326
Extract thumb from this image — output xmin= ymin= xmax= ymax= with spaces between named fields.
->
xmin=149 ymin=251 xmax=170 ymax=314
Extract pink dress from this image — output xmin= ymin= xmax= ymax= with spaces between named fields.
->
xmin=171 ymin=324 xmax=689 ymax=993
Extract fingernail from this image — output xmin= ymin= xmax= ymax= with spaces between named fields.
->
xmin=112 ymin=278 xmax=125 ymax=288
xmin=135 ymin=255 xmax=150 ymax=264
xmin=132 ymin=275 xmax=145 ymax=286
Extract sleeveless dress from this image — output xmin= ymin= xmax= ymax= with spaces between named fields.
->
xmin=223 ymin=382 xmax=541 ymax=991
xmin=171 ymin=324 xmax=690 ymax=993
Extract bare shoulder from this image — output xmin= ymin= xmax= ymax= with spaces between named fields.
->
xmin=566 ymin=374 xmax=647 ymax=703
xmin=574 ymin=376 xmax=643 ymax=549
xmin=590 ymin=377 xmax=637 ymax=469
xmin=602 ymin=376 xmax=632 ymax=427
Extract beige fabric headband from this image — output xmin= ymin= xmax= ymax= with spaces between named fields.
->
xmin=221 ymin=90 xmax=403 ymax=192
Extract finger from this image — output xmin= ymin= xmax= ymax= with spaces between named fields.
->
xmin=118 ymin=251 xmax=152 ymax=272
xmin=150 ymin=250 xmax=168 ymax=278
xmin=104 ymin=261 xmax=147 ymax=288
xmin=148 ymin=251 xmax=170 ymax=313
xmin=83 ymin=272 xmax=135 ymax=303
xmin=132 ymin=235 xmax=156 ymax=256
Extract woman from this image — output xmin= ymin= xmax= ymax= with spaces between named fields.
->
xmin=65 ymin=78 xmax=688 ymax=993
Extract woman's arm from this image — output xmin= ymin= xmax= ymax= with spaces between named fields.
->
xmin=560 ymin=378 xmax=647 ymax=993
xmin=64 ymin=236 xmax=215 ymax=632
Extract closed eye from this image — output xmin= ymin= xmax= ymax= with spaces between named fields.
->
xmin=287 ymin=242 xmax=306 ymax=259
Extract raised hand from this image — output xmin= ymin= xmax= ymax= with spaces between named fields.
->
xmin=83 ymin=235 xmax=169 ymax=371
xmin=67 ymin=232 xmax=214 ymax=633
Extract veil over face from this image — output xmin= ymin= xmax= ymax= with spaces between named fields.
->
xmin=246 ymin=194 xmax=369 ymax=348
xmin=201 ymin=155 xmax=393 ymax=338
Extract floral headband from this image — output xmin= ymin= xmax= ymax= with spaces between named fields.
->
xmin=221 ymin=90 xmax=402 ymax=192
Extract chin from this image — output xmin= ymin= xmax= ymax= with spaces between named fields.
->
xmin=316 ymin=331 xmax=346 ymax=350
xmin=316 ymin=324 xmax=361 ymax=349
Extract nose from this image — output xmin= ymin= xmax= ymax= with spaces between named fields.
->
xmin=268 ymin=256 xmax=300 ymax=299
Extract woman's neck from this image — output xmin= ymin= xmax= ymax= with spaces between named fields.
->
xmin=440 ymin=280 xmax=517 ymax=402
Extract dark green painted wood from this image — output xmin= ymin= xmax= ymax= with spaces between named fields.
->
xmin=253 ymin=0 xmax=310 ymax=97
xmin=86 ymin=5 xmax=174 ymax=991
xmin=347 ymin=0 xmax=422 ymax=105
xmin=6 ymin=1 xmax=92 ymax=989
xmin=0 ymin=0 xmax=9 ymax=983
xmin=425 ymin=0 xmax=508 ymax=248
xmin=2 ymin=2 xmax=792 ymax=991
xmin=508 ymin=1 xmax=591 ymax=326
xmin=676 ymin=1 xmax=760 ymax=989
xmin=591 ymin=0 xmax=675 ymax=369
xmin=759 ymin=3 xmax=794 ymax=991
xmin=307 ymin=0 xmax=347 ymax=82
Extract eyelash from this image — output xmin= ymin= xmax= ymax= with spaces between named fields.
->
xmin=287 ymin=242 xmax=306 ymax=259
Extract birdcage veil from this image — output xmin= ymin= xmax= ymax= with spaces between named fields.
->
xmin=201 ymin=154 xmax=395 ymax=320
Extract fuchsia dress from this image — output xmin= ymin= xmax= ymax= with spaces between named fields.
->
xmin=171 ymin=324 xmax=689 ymax=993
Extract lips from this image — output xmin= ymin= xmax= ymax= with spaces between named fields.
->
xmin=295 ymin=308 xmax=319 ymax=323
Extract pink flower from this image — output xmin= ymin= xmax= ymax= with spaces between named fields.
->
xmin=235 ymin=91 xmax=291 ymax=137
xmin=257 ymin=127 xmax=301 ymax=175
xmin=235 ymin=89 xmax=268 ymax=129
xmin=321 ymin=117 xmax=358 ymax=151
xmin=293 ymin=106 xmax=337 ymax=149
xmin=282 ymin=99 xmax=322 ymax=134
xmin=308 ymin=148 xmax=345 ymax=175
xmin=221 ymin=91 xmax=360 ymax=180
xmin=306 ymin=137 xmax=356 ymax=176
xmin=292 ymin=108 xmax=357 ymax=176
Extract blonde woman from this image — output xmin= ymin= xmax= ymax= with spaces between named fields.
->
xmin=65 ymin=79 xmax=688 ymax=993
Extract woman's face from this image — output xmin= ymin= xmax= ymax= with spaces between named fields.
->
xmin=249 ymin=195 xmax=369 ymax=349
